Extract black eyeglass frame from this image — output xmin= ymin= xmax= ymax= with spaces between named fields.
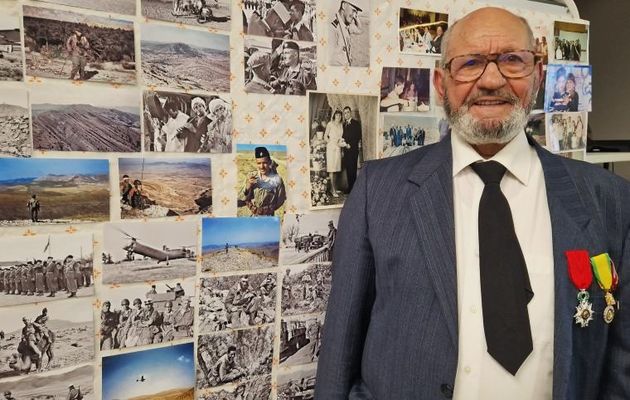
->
xmin=443 ymin=50 xmax=542 ymax=83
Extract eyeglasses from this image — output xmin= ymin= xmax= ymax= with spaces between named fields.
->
xmin=443 ymin=50 xmax=540 ymax=83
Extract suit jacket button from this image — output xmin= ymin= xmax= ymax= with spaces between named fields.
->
xmin=440 ymin=383 xmax=454 ymax=398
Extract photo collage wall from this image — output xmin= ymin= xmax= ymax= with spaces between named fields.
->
xmin=0 ymin=0 xmax=590 ymax=398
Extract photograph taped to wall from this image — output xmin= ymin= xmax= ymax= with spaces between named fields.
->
xmin=546 ymin=112 xmax=587 ymax=153
xmin=526 ymin=112 xmax=546 ymax=148
xmin=243 ymin=0 xmax=316 ymax=42
xmin=553 ymin=20 xmax=588 ymax=63
xmin=197 ymin=375 xmax=271 ymax=400
xmin=0 ymin=157 xmax=110 ymax=226
xmin=280 ymin=313 xmax=324 ymax=367
xmin=276 ymin=364 xmax=317 ymax=399
xmin=143 ymin=90 xmax=232 ymax=153
xmin=308 ymin=92 xmax=378 ymax=209
xmin=102 ymin=342 xmax=195 ymax=400
xmin=544 ymin=64 xmax=592 ymax=112
xmin=380 ymin=67 xmax=431 ymax=112
xmin=99 ymin=278 xmax=195 ymax=351
xmin=0 ymin=296 xmax=94 ymax=379
xmin=328 ymin=0 xmax=370 ymax=67
xmin=196 ymin=326 xmax=273 ymax=389
xmin=118 ymin=157 xmax=212 ymax=219
xmin=198 ymin=272 xmax=276 ymax=333
xmin=398 ymin=7 xmax=448 ymax=56
xmin=379 ymin=114 xmax=440 ymax=159
xmin=141 ymin=23 xmax=230 ymax=93
xmin=142 ymin=0 xmax=231 ymax=31
xmin=201 ymin=217 xmax=280 ymax=273
xmin=0 ymin=232 xmax=94 ymax=307
xmin=31 ymin=85 xmax=141 ymax=152
xmin=102 ymin=220 xmax=197 ymax=285
xmin=0 ymin=87 xmax=30 ymax=157
xmin=236 ymin=144 xmax=287 ymax=217
xmin=0 ymin=363 xmax=95 ymax=400
xmin=281 ymin=263 xmax=331 ymax=317
xmin=280 ymin=211 xmax=339 ymax=266
xmin=530 ymin=20 xmax=551 ymax=65
xmin=244 ymin=36 xmax=317 ymax=95
xmin=23 ymin=6 xmax=136 ymax=85
xmin=0 ymin=4 xmax=24 ymax=82
xmin=33 ymin=0 xmax=136 ymax=15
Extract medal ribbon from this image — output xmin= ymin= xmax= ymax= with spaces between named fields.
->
xmin=591 ymin=253 xmax=615 ymax=291
xmin=565 ymin=250 xmax=593 ymax=290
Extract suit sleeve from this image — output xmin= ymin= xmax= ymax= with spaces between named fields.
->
xmin=315 ymin=162 xmax=376 ymax=399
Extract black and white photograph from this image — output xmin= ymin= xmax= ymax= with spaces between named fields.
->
xmin=0 ymin=4 xmax=24 ymax=81
xmin=143 ymin=90 xmax=232 ymax=153
xmin=118 ymin=157 xmax=212 ymax=219
xmin=244 ymin=36 xmax=317 ymax=95
xmin=0 ymin=297 xmax=94 ymax=379
xmin=0 ymin=364 xmax=95 ymax=400
xmin=198 ymin=273 xmax=276 ymax=333
xmin=276 ymin=364 xmax=317 ymax=400
xmin=532 ymin=23 xmax=550 ymax=65
xmin=308 ymin=92 xmax=378 ymax=208
xmin=380 ymin=67 xmax=431 ymax=112
xmin=533 ymin=67 xmax=546 ymax=111
xmin=23 ymin=6 xmax=136 ymax=85
xmin=33 ymin=0 xmax=136 ymax=15
xmin=281 ymin=263 xmax=331 ymax=317
xmin=197 ymin=375 xmax=271 ymax=400
xmin=328 ymin=0 xmax=369 ymax=66
xmin=0 ymin=87 xmax=30 ymax=157
xmin=379 ymin=114 xmax=440 ymax=158
xmin=544 ymin=64 xmax=592 ymax=112
xmin=243 ymin=0 xmax=316 ymax=42
xmin=280 ymin=211 xmax=339 ymax=266
xmin=99 ymin=279 xmax=195 ymax=351
xmin=141 ymin=23 xmax=230 ymax=93
xmin=546 ymin=112 xmax=587 ymax=153
xmin=553 ymin=20 xmax=588 ymax=63
xmin=398 ymin=7 xmax=448 ymax=55
xmin=31 ymin=85 xmax=141 ymax=152
xmin=142 ymin=0 xmax=231 ymax=31
xmin=0 ymin=158 xmax=110 ymax=226
xmin=526 ymin=112 xmax=546 ymax=148
xmin=201 ymin=217 xmax=280 ymax=273
xmin=102 ymin=220 xmax=198 ymax=285
xmin=196 ymin=326 xmax=273 ymax=389
xmin=0 ymin=233 xmax=94 ymax=307
xmin=280 ymin=314 xmax=324 ymax=367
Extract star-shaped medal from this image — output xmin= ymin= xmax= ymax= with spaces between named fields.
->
xmin=574 ymin=301 xmax=594 ymax=328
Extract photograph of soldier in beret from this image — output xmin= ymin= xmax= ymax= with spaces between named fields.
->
xmin=197 ymin=375 xmax=271 ymax=400
xmin=0 ymin=364 xmax=94 ymax=400
xmin=280 ymin=210 xmax=340 ymax=265
xmin=328 ymin=0 xmax=369 ymax=67
xmin=237 ymin=144 xmax=287 ymax=217
xmin=281 ymin=263 xmax=331 ymax=317
xmin=243 ymin=0 xmax=316 ymax=42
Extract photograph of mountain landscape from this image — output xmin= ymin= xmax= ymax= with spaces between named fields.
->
xmin=0 ymin=158 xmax=110 ymax=226
xmin=31 ymin=85 xmax=141 ymax=152
xmin=141 ymin=23 xmax=230 ymax=93
xmin=0 ymin=5 xmax=23 ymax=81
xmin=0 ymin=87 xmax=30 ymax=157
xmin=0 ymin=364 xmax=95 ymax=400
xmin=33 ymin=0 xmax=136 ymax=15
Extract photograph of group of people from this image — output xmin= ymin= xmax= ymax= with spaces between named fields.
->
xmin=544 ymin=64 xmax=592 ymax=113
xmin=547 ymin=112 xmax=587 ymax=153
xmin=398 ymin=8 xmax=448 ymax=55
xmin=379 ymin=115 xmax=441 ymax=159
xmin=380 ymin=67 xmax=431 ymax=112
xmin=242 ymin=0 xmax=316 ymax=42
xmin=553 ymin=21 xmax=588 ymax=63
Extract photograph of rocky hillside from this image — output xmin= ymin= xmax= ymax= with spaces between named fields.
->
xmin=0 ymin=88 xmax=31 ymax=157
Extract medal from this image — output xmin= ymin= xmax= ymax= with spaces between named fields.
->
xmin=590 ymin=253 xmax=619 ymax=324
xmin=565 ymin=250 xmax=594 ymax=328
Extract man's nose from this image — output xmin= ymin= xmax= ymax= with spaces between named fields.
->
xmin=476 ymin=61 xmax=508 ymax=90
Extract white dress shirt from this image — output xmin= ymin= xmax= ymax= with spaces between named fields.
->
xmin=451 ymin=132 xmax=555 ymax=400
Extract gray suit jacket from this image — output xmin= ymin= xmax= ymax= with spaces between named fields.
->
xmin=315 ymin=135 xmax=630 ymax=400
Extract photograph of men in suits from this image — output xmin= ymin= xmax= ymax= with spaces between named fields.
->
xmin=316 ymin=6 xmax=630 ymax=400
xmin=341 ymin=106 xmax=362 ymax=193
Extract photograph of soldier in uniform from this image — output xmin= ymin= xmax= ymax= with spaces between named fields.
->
xmin=142 ymin=91 xmax=232 ymax=153
xmin=380 ymin=67 xmax=431 ymax=112
xmin=197 ymin=375 xmax=271 ymax=400
xmin=102 ymin=342 xmax=195 ymax=400
xmin=281 ymin=263 xmax=331 ymax=317
xmin=102 ymin=220 xmax=197 ymax=285
xmin=0 ymin=5 xmax=23 ymax=81
xmin=142 ymin=0 xmax=231 ymax=31
xmin=33 ymin=0 xmax=136 ymax=15
xmin=141 ymin=23 xmax=230 ymax=93
xmin=118 ymin=157 xmax=212 ymax=219
xmin=276 ymin=365 xmax=317 ymax=400
xmin=198 ymin=273 xmax=276 ymax=333
xmin=0 ymin=297 xmax=94 ymax=379
xmin=0 ymin=158 xmax=110 ymax=226
xmin=244 ymin=36 xmax=317 ymax=95
xmin=553 ymin=20 xmax=588 ymax=63
xmin=280 ymin=211 xmax=340 ymax=266
xmin=398 ymin=8 xmax=448 ymax=55
xmin=31 ymin=84 xmax=141 ymax=153
xmin=546 ymin=112 xmax=587 ymax=154
xmin=544 ymin=64 xmax=592 ymax=113
xmin=526 ymin=112 xmax=546 ymax=148
xmin=0 ymin=364 xmax=94 ymax=400
xmin=196 ymin=326 xmax=273 ymax=389
xmin=243 ymin=0 xmax=316 ymax=42
xmin=379 ymin=114 xmax=441 ymax=159
xmin=280 ymin=314 xmax=324 ymax=367
xmin=0 ymin=88 xmax=30 ymax=157
xmin=0 ymin=233 xmax=94 ymax=307
xmin=308 ymin=92 xmax=378 ymax=208
xmin=22 ymin=6 xmax=136 ymax=85
xmin=328 ymin=0 xmax=369 ymax=67
xmin=201 ymin=217 xmax=280 ymax=273
xmin=236 ymin=144 xmax=287 ymax=217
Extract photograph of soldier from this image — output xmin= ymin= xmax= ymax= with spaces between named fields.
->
xmin=0 ymin=87 xmax=30 ymax=158
xmin=243 ymin=0 xmax=316 ymax=42
xmin=544 ymin=64 xmax=592 ymax=113
xmin=279 ymin=210 xmax=340 ymax=265
xmin=553 ymin=21 xmax=588 ymax=63
xmin=236 ymin=144 xmax=287 ymax=217
xmin=142 ymin=91 xmax=232 ymax=153
xmin=196 ymin=326 xmax=273 ymax=389
xmin=280 ymin=314 xmax=324 ymax=366
xmin=379 ymin=114 xmax=441 ymax=159
xmin=398 ymin=8 xmax=448 ymax=55
xmin=276 ymin=365 xmax=317 ymax=400
xmin=526 ymin=112 xmax=547 ymax=148
xmin=0 ymin=297 xmax=94 ymax=379
xmin=142 ymin=0 xmax=231 ymax=31
xmin=328 ymin=0 xmax=369 ymax=67
xmin=546 ymin=112 xmax=587 ymax=153
xmin=22 ymin=6 xmax=136 ymax=85
xmin=244 ymin=36 xmax=317 ymax=95
xmin=281 ymin=263 xmax=331 ymax=316
xmin=198 ymin=273 xmax=276 ymax=333
xmin=0 ymin=7 xmax=24 ymax=82
xmin=380 ymin=67 xmax=431 ymax=112
xmin=0 ymin=232 xmax=94 ymax=307
xmin=0 ymin=364 xmax=94 ymax=400
xmin=197 ymin=375 xmax=271 ymax=400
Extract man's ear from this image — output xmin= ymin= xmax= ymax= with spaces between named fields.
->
xmin=433 ymin=68 xmax=446 ymax=107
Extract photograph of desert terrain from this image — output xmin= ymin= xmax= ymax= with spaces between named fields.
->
xmin=0 ymin=364 xmax=95 ymax=400
xmin=0 ymin=7 xmax=23 ymax=81
xmin=34 ymin=0 xmax=136 ymax=15
xmin=0 ymin=87 xmax=30 ymax=157
xmin=142 ymin=0 xmax=231 ymax=31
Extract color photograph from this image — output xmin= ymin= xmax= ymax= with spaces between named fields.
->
xmin=0 ymin=3 xmax=24 ymax=81
xmin=142 ymin=0 xmax=231 ymax=31
xmin=380 ymin=67 xmax=431 ymax=112
xmin=379 ymin=114 xmax=440 ymax=158
xmin=0 ymin=364 xmax=95 ymax=400
xmin=243 ymin=0 xmax=316 ymax=42
xmin=553 ymin=20 xmax=588 ymax=63
xmin=398 ymin=7 xmax=448 ymax=55
xmin=546 ymin=112 xmax=587 ymax=153
xmin=33 ymin=0 xmax=136 ymax=15
xmin=544 ymin=64 xmax=592 ymax=112
xmin=0 ymin=87 xmax=30 ymax=157
xmin=280 ymin=314 xmax=324 ymax=367
xmin=281 ymin=263 xmax=331 ymax=316
xmin=328 ymin=0 xmax=370 ymax=66
xmin=280 ymin=211 xmax=339 ymax=266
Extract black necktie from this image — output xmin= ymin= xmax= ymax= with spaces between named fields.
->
xmin=471 ymin=161 xmax=534 ymax=375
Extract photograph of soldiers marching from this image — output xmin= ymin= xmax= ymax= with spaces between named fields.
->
xmin=327 ymin=0 xmax=369 ymax=67
xmin=279 ymin=211 xmax=339 ymax=266
xmin=0 ymin=364 xmax=95 ymax=400
xmin=242 ymin=0 xmax=316 ymax=42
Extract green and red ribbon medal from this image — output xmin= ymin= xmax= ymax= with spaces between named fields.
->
xmin=566 ymin=250 xmax=594 ymax=327
xmin=590 ymin=253 xmax=619 ymax=324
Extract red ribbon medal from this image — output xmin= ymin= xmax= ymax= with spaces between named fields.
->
xmin=566 ymin=250 xmax=594 ymax=327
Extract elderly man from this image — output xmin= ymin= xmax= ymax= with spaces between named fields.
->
xmin=315 ymin=7 xmax=630 ymax=400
